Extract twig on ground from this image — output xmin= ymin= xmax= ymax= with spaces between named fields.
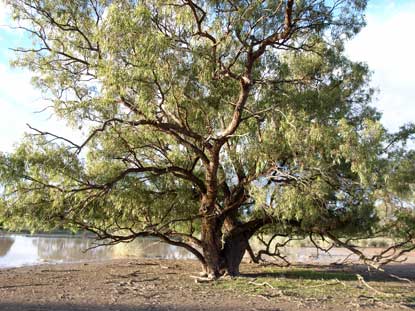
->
xmin=305 ymin=279 xmax=346 ymax=288
xmin=256 ymin=293 xmax=271 ymax=301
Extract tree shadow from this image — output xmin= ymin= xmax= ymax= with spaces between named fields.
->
xmin=241 ymin=263 xmax=415 ymax=282
xmin=242 ymin=267 xmax=356 ymax=281
xmin=0 ymin=303 xmax=246 ymax=311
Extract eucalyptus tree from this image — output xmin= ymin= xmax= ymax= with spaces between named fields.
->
xmin=1 ymin=0 xmax=414 ymax=278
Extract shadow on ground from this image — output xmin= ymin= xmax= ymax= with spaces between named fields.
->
xmin=242 ymin=263 xmax=415 ymax=282
xmin=0 ymin=303 xmax=258 ymax=311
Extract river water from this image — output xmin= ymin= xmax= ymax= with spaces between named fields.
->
xmin=0 ymin=234 xmax=194 ymax=269
xmin=2 ymin=234 xmax=414 ymax=269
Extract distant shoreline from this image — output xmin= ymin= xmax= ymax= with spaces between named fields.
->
xmin=0 ymin=231 xmax=96 ymax=239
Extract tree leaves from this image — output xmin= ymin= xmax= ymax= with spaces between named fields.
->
xmin=2 ymin=1 xmax=413 ymax=264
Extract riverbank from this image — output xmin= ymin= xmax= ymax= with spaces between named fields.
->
xmin=1 ymin=259 xmax=414 ymax=310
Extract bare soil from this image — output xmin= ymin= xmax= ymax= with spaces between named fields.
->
xmin=0 ymin=259 xmax=414 ymax=311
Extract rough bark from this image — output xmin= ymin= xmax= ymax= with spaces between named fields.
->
xmin=221 ymin=233 xmax=250 ymax=276
xmin=199 ymin=207 xmax=254 ymax=277
xmin=200 ymin=223 xmax=251 ymax=277
xmin=200 ymin=216 xmax=223 ymax=278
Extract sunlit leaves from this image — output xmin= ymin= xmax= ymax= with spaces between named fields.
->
xmin=3 ymin=0 xmax=413 ymax=248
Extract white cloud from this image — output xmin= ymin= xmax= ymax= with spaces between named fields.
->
xmin=0 ymin=3 xmax=85 ymax=154
xmin=0 ymin=1 xmax=10 ymax=25
xmin=346 ymin=3 xmax=415 ymax=132
xmin=0 ymin=63 xmax=81 ymax=153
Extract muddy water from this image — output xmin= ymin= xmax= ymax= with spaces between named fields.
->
xmin=2 ymin=234 xmax=414 ymax=269
xmin=0 ymin=234 xmax=194 ymax=269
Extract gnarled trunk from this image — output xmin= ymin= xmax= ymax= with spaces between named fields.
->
xmin=200 ymin=225 xmax=250 ymax=277
xmin=221 ymin=233 xmax=250 ymax=276
xmin=218 ymin=210 xmax=249 ymax=275
xmin=199 ymin=190 xmax=264 ymax=277
xmin=200 ymin=219 xmax=256 ymax=277
xmin=200 ymin=216 xmax=224 ymax=278
xmin=200 ymin=216 xmax=252 ymax=277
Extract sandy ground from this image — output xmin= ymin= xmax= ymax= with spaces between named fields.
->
xmin=0 ymin=259 xmax=414 ymax=311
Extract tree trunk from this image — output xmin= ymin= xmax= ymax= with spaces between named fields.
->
xmin=200 ymin=224 xmax=250 ymax=277
xmin=199 ymin=198 xmax=263 ymax=277
xmin=200 ymin=216 xmax=256 ymax=277
xmin=219 ymin=209 xmax=251 ymax=276
xmin=200 ymin=216 xmax=223 ymax=278
xmin=221 ymin=233 xmax=250 ymax=276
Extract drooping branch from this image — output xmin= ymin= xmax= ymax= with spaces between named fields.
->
xmin=251 ymin=233 xmax=299 ymax=266
xmin=28 ymin=116 xmax=210 ymax=164
xmin=326 ymin=232 xmax=415 ymax=269
xmin=19 ymin=162 xmax=206 ymax=195
xmin=79 ymin=223 xmax=206 ymax=266
xmin=26 ymin=124 xmax=82 ymax=150
xmin=15 ymin=0 xmax=100 ymax=53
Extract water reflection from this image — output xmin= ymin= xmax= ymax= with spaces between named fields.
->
xmin=0 ymin=236 xmax=15 ymax=257
xmin=279 ymin=247 xmax=360 ymax=264
xmin=0 ymin=234 xmax=194 ymax=269
xmin=113 ymin=238 xmax=195 ymax=259
xmin=2 ymin=234 xmax=407 ymax=269
xmin=33 ymin=236 xmax=113 ymax=262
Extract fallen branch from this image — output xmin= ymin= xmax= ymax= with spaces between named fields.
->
xmin=189 ymin=275 xmax=216 ymax=283
xmin=387 ymin=273 xmax=412 ymax=283
xmin=248 ymin=280 xmax=275 ymax=289
xmin=356 ymin=274 xmax=394 ymax=297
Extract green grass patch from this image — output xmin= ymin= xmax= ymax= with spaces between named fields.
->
xmin=209 ymin=266 xmax=414 ymax=305
xmin=406 ymin=296 xmax=415 ymax=303
xmin=253 ymin=266 xmax=357 ymax=281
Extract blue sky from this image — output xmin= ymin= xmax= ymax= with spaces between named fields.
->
xmin=0 ymin=0 xmax=414 ymax=152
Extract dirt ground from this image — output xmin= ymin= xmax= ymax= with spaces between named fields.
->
xmin=0 ymin=259 xmax=414 ymax=311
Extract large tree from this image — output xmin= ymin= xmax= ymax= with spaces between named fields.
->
xmin=1 ymin=0 xmax=414 ymax=278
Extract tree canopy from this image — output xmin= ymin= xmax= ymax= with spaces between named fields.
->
xmin=1 ymin=0 xmax=414 ymax=277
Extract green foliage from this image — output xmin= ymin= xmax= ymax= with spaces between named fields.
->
xmin=0 ymin=0 xmax=413 ymax=262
